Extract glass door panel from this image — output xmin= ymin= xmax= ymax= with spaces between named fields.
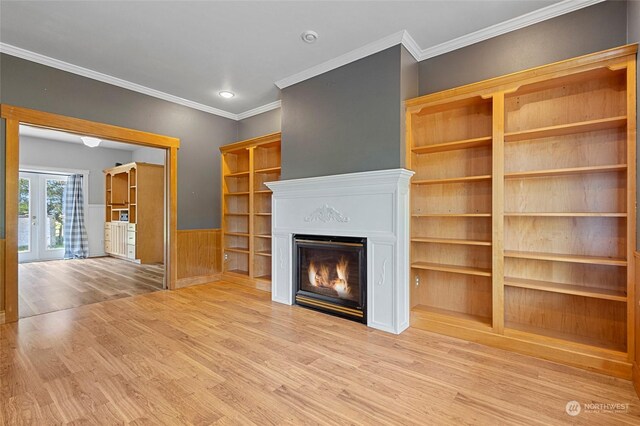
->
xmin=18 ymin=173 xmax=38 ymax=263
xmin=40 ymin=175 xmax=67 ymax=260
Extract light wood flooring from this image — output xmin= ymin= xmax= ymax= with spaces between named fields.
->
xmin=19 ymin=257 xmax=164 ymax=318
xmin=2 ymin=281 xmax=640 ymax=425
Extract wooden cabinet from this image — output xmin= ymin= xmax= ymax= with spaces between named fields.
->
xmin=405 ymin=44 xmax=637 ymax=378
xmin=104 ymin=162 xmax=164 ymax=264
xmin=220 ymin=133 xmax=281 ymax=290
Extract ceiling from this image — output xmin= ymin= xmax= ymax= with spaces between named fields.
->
xmin=20 ymin=125 xmax=140 ymax=152
xmin=1 ymin=0 xmax=591 ymax=119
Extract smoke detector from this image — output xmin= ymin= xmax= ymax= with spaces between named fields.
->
xmin=301 ymin=30 xmax=319 ymax=44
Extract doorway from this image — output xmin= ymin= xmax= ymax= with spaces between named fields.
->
xmin=16 ymin=126 xmax=167 ymax=318
xmin=2 ymin=105 xmax=180 ymax=323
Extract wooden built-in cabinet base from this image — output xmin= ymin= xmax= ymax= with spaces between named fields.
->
xmin=220 ymin=272 xmax=272 ymax=292
xmin=412 ymin=308 xmax=631 ymax=378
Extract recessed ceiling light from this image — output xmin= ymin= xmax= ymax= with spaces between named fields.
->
xmin=301 ymin=30 xmax=319 ymax=44
xmin=81 ymin=136 xmax=101 ymax=148
xmin=219 ymin=91 xmax=235 ymax=99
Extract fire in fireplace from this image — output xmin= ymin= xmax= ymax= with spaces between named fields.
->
xmin=293 ymin=234 xmax=366 ymax=323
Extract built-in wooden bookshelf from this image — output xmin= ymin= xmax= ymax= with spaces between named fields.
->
xmin=405 ymin=44 xmax=637 ymax=378
xmin=104 ymin=162 xmax=164 ymax=264
xmin=220 ymin=133 xmax=280 ymax=290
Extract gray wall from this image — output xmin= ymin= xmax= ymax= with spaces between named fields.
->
xmin=281 ymin=46 xmax=403 ymax=180
xmin=19 ymin=136 xmax=133 ymax=204
xmin=419 ymin=0 xmax=627 ymax=95
xmin=132 ymin=147 xmax=166 ymax=165
xmin=237 ymin=108 xmax=281 ymax=141
xmin=1 ymin=53 xmax=237 ymax=233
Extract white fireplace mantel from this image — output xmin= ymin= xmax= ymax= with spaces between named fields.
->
xmin=266 ymin=168 xmax=414 ymax=334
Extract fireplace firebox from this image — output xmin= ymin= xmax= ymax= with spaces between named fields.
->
xmin=293 ymin=234 xmax=366 ymax=323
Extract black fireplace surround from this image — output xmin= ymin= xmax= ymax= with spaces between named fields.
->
xmin=293 ymin=234 xmax=367 ymax=323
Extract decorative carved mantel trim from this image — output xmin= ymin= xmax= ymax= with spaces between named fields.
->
xmin=304 ymin=204 xmax=350 ymax=223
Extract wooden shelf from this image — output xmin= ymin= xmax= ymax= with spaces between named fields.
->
xmin=411 ymin=237 xmax=491 ymax=246
xmin=221 ymin=132 xmax=280 ymax=289
xmin=504 ymin=277 xmax=626 ymax=302
xmin=505 ymin=212 xmax=627 ymax=217
xmin=504 ymin=250 xmax=627 ymax=266
xmin=104 ymin=162 xmax=163 ymax=264
xmin=225 ymin=171 xmax=250 ymax=177
xmin=405 ymin=45 xmax=636 ymax=378
xmin=255 ymin=166 xmax=281 ymax=174
xmin=505 ymin=164 xmax=627 ymax=179
xmin=412 ymin=305 xmax=492 ymax=329
xmin=411 ymin=262 xmax=491 ymax=277
xmin=412 ymin=136 xmax=492 ymax=154
xmin=225 ymin=248 xmax=249 ymax=254
xmin=412 ymin=175 xmax=491 ymax=185
xmin=412 ymin=213 xmax=491 ymax=218
xmin=226 ymin=269 xmax=249 ymax=277
xmin=504 ymin=116 xmax=627 ymax=142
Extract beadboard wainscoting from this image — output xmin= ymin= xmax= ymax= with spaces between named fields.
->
xmin=0 ymin=239 xmax=5 ymax=324
xmin=88 ymin=204 xmax=107 ymax=258
xmin=177 ymin=229 xmax=222 ymax=288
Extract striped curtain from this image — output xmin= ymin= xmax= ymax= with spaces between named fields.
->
xmin=63 ymin=174 xmax=88 ymax=259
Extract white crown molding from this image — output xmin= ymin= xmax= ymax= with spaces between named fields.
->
xmin=275 ymin=30 xmax=407 ymax=89
xmin=236 ymin=100 xmax=281 ymax=121
xmin=418 ymin=0 xmax=605 ymax=60
xmin=0 ymin=42 xmax=238 ymax=120
xmin=400 ymin=31 xmax=422 ymax=61
xmin=275 ymin=0 xmax=605 ymax=87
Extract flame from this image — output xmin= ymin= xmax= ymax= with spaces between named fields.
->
xmin=307 ymin=256 xmax=353 ymax=298
xmin=336 ymin=257 xmax=349 ymax=283
xmin=332 ymin=257 xmax=351 ymax=297
xmin=308 ymin=261 xmax=318 ymax=286
xmin=317 ymin=264 xmax=331 ymax=287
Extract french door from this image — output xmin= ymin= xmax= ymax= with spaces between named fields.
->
xmin=18 ymin=172 xmax=68 ymax=262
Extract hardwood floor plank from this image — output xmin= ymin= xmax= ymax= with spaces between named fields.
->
xmin=2 ymin=281 xmax=640 ymax=424
xmin=18 ymin=257 xmax=163 ymax=318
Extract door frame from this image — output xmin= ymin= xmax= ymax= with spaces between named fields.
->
xmin=19 ymin=166 xmax=89 ymax=262
xmin=2 ymin=105 xmax=180 ymax=322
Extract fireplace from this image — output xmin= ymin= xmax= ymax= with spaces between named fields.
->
xmin=267 ymin=169 xmax=413 ymax=334
xmin=293 ymin=234 xmax=366 ymax=323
